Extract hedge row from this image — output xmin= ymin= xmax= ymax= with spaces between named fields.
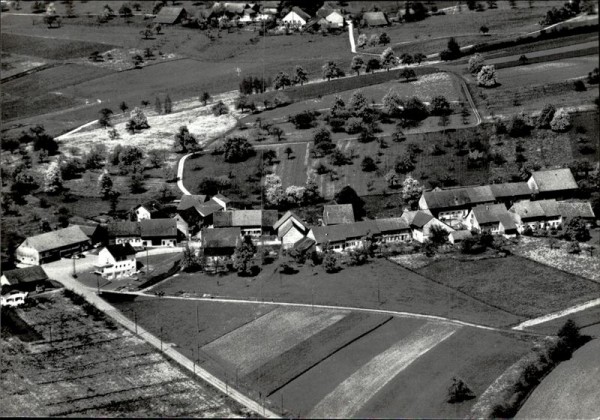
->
xmin=249 ymin=66 xmax=439 ymax=105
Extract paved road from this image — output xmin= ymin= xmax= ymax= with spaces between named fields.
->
xmin=42 ymin=251 xmax=279 ymax=418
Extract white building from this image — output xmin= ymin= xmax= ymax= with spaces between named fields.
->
xmin=282 ymin=6 xmax=310 ymax=27
xmin=273 ymin=211 xmax=309 ymax=249
xmin=95 ymin=244 xmax=137 ymax=279
xmin=325 ymin=10 xmax=344 ymax=27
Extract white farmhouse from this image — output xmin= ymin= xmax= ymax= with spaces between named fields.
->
xmin=282 ymin=6 xmax=310 ymax=27
xmin=95 ymin=244 xmax=137 ymax=279
xmin=325 ymin=10 xmax=344 ymax=27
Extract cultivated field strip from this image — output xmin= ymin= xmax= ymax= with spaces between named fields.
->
xmin=244 ymin=312 xmax=393 ymax=396
xmin=202 ymin=307 xmax=347 ymax=376
xmin=0 ymin=294 xmax=244 ymax=417
xmin=308 ymin=322 xmax=459 ymax=419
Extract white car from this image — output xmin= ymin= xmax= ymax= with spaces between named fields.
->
xmin=1 ymin=291 xmax=28 ymax=307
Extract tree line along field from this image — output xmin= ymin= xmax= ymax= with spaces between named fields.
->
xmin=108 ymin=292 xmax=539 ymax=418
xmin=0 ymin=292 xmax=248 ymax=417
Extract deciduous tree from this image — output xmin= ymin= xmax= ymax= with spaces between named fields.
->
xmin=232 ymin=235 xmax=257 ymax=276
xmin=43 ymin=161 xmax=63 ymax=194
xmin=350 ymin=56 xmax=364 ymax=76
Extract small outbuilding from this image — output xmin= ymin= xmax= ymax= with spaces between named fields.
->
xmin=154 ymin=6 xmax=188 ymax=25
xmin=1 ymin=266 xmax=49 ymax=293
xmin=448 ymin=230 xmax=473 ymax=245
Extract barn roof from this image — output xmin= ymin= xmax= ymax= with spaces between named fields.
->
xmin=530 ymin=168 xmax=578 ymax=192
xmin=177 ymin=195 xmax=207 ymax=211
xmin=374 ymin=218 xmax=410 ymax=233
xmin=363 ymin=11 xmax=388 ymax=26
xmin=489 ymin=182 xmax=532 ymax=199
xmin=273 ymin=211 xmax=305 ymax=230
xmin=2 ymin=266 xmax=48 ymax=285
xmin=290 ymin=6 xmax=310 ymax=21
xmin=140 ymin=219 xmax=177 ymax=238
xmin=558 ymin=201 xmax=596 ymax=220
xmin=509 ymin=199 xmax=561 ymax=220
xmin=310 ymin=221 xmax=380 ymax=244
xmin=213 ymin=210 xmax=278 ymax=228
xmin=202 ymin=228 xmax=241 ymax=248
xmin=21 ymin=226 xmax=90 ymax=253
xmin=449 ymin=230 xmax=472 ymax=242
xmin=107 ymin=221 xmax=141 ymax=237
xmin=154 ymin=6 xmax=187 ymax=24
xmin=323 ymin=204 xmax=355 ymax=225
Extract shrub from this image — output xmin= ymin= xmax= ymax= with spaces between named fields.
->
xmin=573 ymin=80 xmax=586 ymax=92
xmin=550 ymin=108 xmax=571 ymax=132
xmin=402 ymin=97 xmax=429 ymax=120
xmin=467 ymin=53 xmax=485 ymax=74
xmin=361 ymin=156 xmax=378 ymax=172
xmin=323 ymin=252 xmax=339 ymax=273
xmin=345 ymin=117 xmax=364 ymax=134
xmin=477 ymin=65 xmax=497 ymax=87
xmin=537 ymin=104 xmax=556 ymax=128
xmin=329 ymin=118 xmax=346 ymax=132
xmin=508 ymin=114 xmax=532 ymax=137
xmin=430 ymin=95 xmax=451 ymax=116
xmin=290 ymin=110 xmax=318 ymax=129
xmin=447 ymin=377 xmax=475 ymax=403
xmin=223 ymin=137 xmax=255 ymax=163
xmin=211 ymin=100 xmax=229 ymax=116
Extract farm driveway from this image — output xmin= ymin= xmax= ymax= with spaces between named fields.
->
xmin=308 ymin=322 xmax=458 ymax=419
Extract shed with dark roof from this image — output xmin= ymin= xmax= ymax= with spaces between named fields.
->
xmin=154 ymin=6 xmax=188 ymax=24
xmin=202 ymin=228 xmax=241 ymax=257
xmin=1 ymin=266 xmax=49 ymax=292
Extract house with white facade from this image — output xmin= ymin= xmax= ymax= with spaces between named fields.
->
xmin=509 ymin=200 xmax=562 ymax=233
xmin=401 ymin=210 xmax=454 ymax=243
xmin=95 ymin=244 xmax=137 ymax=279
xmin=325 ymin=10 xmax=344 ymax=27
xmin=374 ymin=218 xmax=412 ymax=243
xmin=140 ymin=219 xmax=178 ymax=247
xmin=273 ymin=211 xmax=309 ymax=249
xmin=308 ymin=221 xmax=380 ymax=253
xmin=465 ymin=204 xmax=518 ymax=237
xmin=107 ymin=221 xmax=144 ymax=248
xmin=418 ymin=186 xmax=495 ymax=227
xmin=213 ymin=210 xmax=278 ymax=237
xmin=282 ymin=6 xmax=310 ymax=27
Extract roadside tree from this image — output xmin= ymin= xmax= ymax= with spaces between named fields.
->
xmin=477 ymin=65 xmax=498 ymax=87
xmin=380 ymin=47 xmax=397 ymax=71
xmin=200 ymin=91 xmax=211 ymax=105
xmin=400 ymin=68 xmax=416 ymax=82
xmin=174 ymin=125 xmax=198 ymax=153
xmin=322 ymin=61 xmax=345 ymax=81
xmin=467 ymin=53 xmax=485 ymax=74
xmin=350 ymin=56 xmax=364 ymax=76
xmin=274 ymin=71 xmax=292 ymax=90
xmin=293 ymin=65 xmax=308 ymax=85
xmin=366 ymin=57 xmax=381 ymax=73
xmin=413 ymin=53 xmax=426 ymax=65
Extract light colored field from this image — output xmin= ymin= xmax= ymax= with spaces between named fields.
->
xmin=511 ymin=237 xmax=600 ymax=283
xmin=202 ymin=307 xmax=348 ymax=376
xmin=57 ymin=92 xmax=240 ymax=155
xmin=516 ymin=338 xmax=600 ymax=419
xmin=308 ymin=322 xmax=459 ymax=419
xmin=492 ymin=56 xmax=599 ymax=87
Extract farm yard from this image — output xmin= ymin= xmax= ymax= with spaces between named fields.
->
xmin=0 ymin=292 xmax=248 ymax=417
xmin=109 ymin=293 xmax=538 ymax=418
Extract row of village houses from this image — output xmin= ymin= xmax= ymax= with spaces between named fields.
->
xmin=12 ymin=169 xmax=596 ymax=274
xmin=155 ymin=2 xmax=391 ymax=29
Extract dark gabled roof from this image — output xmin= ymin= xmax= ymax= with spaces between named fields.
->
xmin=411 ymin=211 xmax=434 ymax=228
xmin=2 ymin=266 xmax=48 ymax=285
xmin=510 ymin=199 xmax=561 ymax=220
xmin=177 ymin=195 xmax=207 ymax=211
xmin=311 ymin=221 xmax=380 ymax=244
xmin=278 ymin=218 xmax=308 ymax=238
xmin=289 ymin=6 xmax=310 ymax=21
xmin=73 ymin=224 xmax=99 ymax=238
xmin=363 ymin=11 xmax=388 ymax=26
xmin=323 ymin=204 xmax=355 ymax=225
xmin=530 ymin=168 xmax=578 ymax=192
xmin=107 ymin=221 xmax=141 ymax=237
xmin=202 ymin=228 xmax=241 ymax=249
xmin=21 ymin=226 xmax=90 ymax=253
xmin=105 ymin=244 xmax=136 ymax=261
xmin=374 ymin=218 xmax=410 ymax=233
xmin=490 ymin=182 xmax=532 ymax=199
xmin=558 ymin=202 xmax=596 ymax=220
xmin=294 ymin=236 xmax=316 ymax=252
xmin=177 ymin=207 xmax=202 ymax=225
xmin=273 ymin=211 xmax=306 ymax=231
xmin=140 ymin=219 xmax=177 ymax=238
xmin=197 ymin=201 xmax=224 ymax=218
xmin=422 ymin=186 xmax=495 ymax=210
xmin=471 ymin=204 xmax=511 ymax=225
xmin=154 ymin=6 xmax=187 ymax=24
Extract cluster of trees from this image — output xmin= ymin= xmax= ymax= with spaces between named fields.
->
xmin=356 ymin=32 xmax=391 ymax=49
xmin=272 ymin=66 xmax=308 ymax=90
xmin=440 ymin=38 xmax=462 ymax=61
xmin=215 ymin=136 xmax=255 ymax=163
xmin=239 ymin=75 xmax=271 ymax=95
xmin=154 ymin=95 xmax=173 ymax=115
xmin=539 ymin=0 xmax=583 ymax=26
xmin=263 ymin=174 xmax=322 ymax=208
xmin=173 ymin=125 xmax=200 ymax=153
xmin=125 ymin=107 xmax=150 ymax=134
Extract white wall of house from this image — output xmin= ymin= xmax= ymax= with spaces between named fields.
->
xmin=282 ymin=11 xmax=306 ymax=26
xmin=241 ymin=227 xmax=262 ymax=237
xmin=280 ymin=225 xmax=305 ymax=249
xmin=326 ymin=11 xmax=344 ymax=27
xmin=16 ymin=245 xmax=40 ymax=266
xmin=136 ymin=207 xmax=152 ymax=221
xmin=113 ymin=237 xmax=144 ymax=248
xmin=212 ymin=197 xmax=227 ymax=211
xmin=97 ymin=248 xmax=136 ymax=279
xmin=379 ymin=232 xmax=411 ymax=244
xmin=438 ymin=209 xmax=469 ymax=222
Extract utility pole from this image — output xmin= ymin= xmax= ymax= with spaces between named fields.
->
xmin=146 ymin=246 xmax=149 ymax=275
xmin=134 ymin=311 xmax=138 ymax=334
xmin=160 ymin=326 xmax=163 ymax=352
xmin=196 ymin=303 xmax=199 ymax=332
xmin=192 ymin=347 xmax=196 ymax=374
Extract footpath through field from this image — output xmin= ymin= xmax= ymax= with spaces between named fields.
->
xmin=512 ymin=297 xmax=600 ymax=331
xmin=106 ymin=291 xmax=544 ymax=336
xmin=44 ymin=258 xmax=279 ymax=418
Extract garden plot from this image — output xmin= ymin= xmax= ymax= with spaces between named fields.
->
xmin=0 ymin=293 xmax=246 ymax=417
xmin=202 ymin=306 xmax=348 ymax=376
xmin=308 ymin=322 xmax=459 ymax=419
